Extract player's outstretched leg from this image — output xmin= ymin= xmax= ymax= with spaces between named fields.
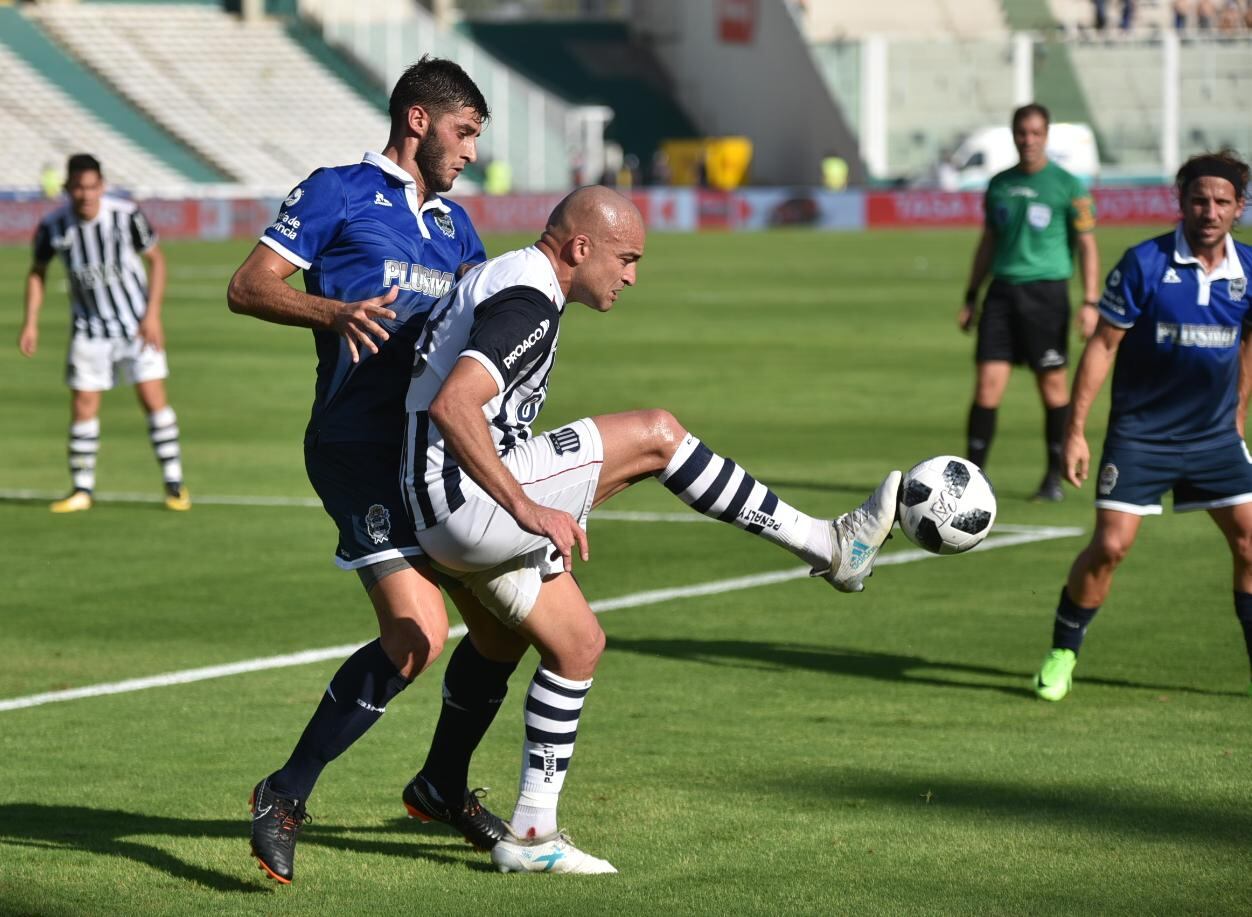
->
xmin=643 ymin=422 xmax=900 ymax=593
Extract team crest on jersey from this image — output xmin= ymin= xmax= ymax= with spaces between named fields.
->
xmin=364 ymin=504 xmax=391 ymax=545
xmin=1098 ymin=463 xmax=1119 ymax=496
xmin=1027 ymin=203 xmax=1052 ymax=230
xmin=1230 ymin=277 xmax=1246 ymax=300
xmin=284 ymin=187 xmax=303 ymax=208
xmin=433 ymin=211 xmax=456 ymax=238
xmin=548 ymin=428 xmax=581 ymax=455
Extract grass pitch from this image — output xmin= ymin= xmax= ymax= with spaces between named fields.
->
xmin=1 ymin=228 xmax=1249 ymax=916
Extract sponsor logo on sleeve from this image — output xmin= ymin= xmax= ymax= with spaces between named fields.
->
xmin=270 ymin=212 xmax=301 ymax=241
xmin=503 ymin=319 xmax=551 ymax=369
xmin=1107 ymin=268 xmax=1121 ymax=288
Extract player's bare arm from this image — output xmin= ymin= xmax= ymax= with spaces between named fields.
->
xmin=429 ymin=356 xmax=589 ymax=571
xmin=138 ymin=244 xmax=167 ymax=350
xmin=18 ymin=260 xmax=48 ymax=357
xmin=1237 ymin=333 xmax=1252 ymax=440
xmin=1063 ymin=320 xmax=1124 ymax=487
xmin=1075 ymin=231 xmax=1101 ymax=339
xmin=227 ymin=244 xmax=398 ymax=362
xmin=959 ymin=229 xmax=995 ymax=331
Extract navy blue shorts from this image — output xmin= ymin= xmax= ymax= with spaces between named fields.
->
xmin=1094 ymin=438 xmax=1252 ymax=515
xmin=305 ymin=441 xmax=423 ymax=570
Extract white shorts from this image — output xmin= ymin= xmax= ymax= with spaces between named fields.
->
xmin=66 ymin=336 xmax=168 ymax=392
xmin=418 ymin=418 xmax=605 ymax=624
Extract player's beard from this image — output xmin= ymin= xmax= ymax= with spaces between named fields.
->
xmin=415 ymin=129 xmax=454 ymax=194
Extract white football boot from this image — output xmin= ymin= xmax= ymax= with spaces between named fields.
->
xmin=491 ymin=827 xmax=617 ymax=875
xmin=815 ymin=470 xmax=902 ymax=593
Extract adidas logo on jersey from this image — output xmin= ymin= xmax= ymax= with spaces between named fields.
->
xmin=1162 ymin=267 xmax=1181 ymax=284
xmin=374 ymin=191 xmax=393 ymax=207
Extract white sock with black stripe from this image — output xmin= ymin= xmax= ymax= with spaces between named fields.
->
xmin=658 ymin=433 xmax=832 ymax=569
xmin=509 ymin=666 xmax=592 ymax=840
xmin=68 ymin=417 xmax=99 ymax=492
xmin=147 ymin=406 xmax=183 ymax=487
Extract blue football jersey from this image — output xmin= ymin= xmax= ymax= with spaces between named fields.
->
xmin=1098 ymin=227 xmax=1252 ymax=450
xmin=261 ymin=152 xmax=486 ymax=445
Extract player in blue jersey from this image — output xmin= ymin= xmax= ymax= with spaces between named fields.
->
xmin=1033 ymin=150 xmax=1252 ymax=701
xmin=227 ymin=57 xmax=518 ymax=884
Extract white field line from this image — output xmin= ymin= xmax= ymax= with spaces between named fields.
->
xmin=0 ymin=525 xmax=1080 ymax=713
xmin=0 ymin=489 xmax=1085 ymax=535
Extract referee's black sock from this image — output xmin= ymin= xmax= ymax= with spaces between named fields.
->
xmin=1045 ymin=404 xmax=1070 ymax=476
xmin=967 ymin=404 xmax=997 ymax=469
xmin=1234 ymin=592 xmax=1252 ymax=673
xmin=1052 ymin=586 xmax=1100 ymax=653
xmin=270 ymin=639 xmax=411 ymax=801
xmin=418 ymin=638 xmax=518 ymax=802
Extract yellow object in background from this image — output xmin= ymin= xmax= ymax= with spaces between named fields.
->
xmin=659 ymin=137 xmax=754 ymax=189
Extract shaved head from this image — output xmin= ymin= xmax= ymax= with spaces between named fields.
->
xmin=545 ymin=185 xmax=643 ymax=243
xmin=538 ymin=186 xmax=645 ymax=312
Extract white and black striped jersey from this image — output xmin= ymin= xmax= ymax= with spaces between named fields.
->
xmin=33 ymin=195 xmax=157 ymax=340
xmin=404 ymin=246 xmax=566 ymax=529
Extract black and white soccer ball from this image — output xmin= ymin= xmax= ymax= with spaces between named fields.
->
xmin=897 ymin=455 xmax=996 ymax=555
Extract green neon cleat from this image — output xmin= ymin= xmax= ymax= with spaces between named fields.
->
xmin=1034 ymin=648 xmax=1077 ymax=702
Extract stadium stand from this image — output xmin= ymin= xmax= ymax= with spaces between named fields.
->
xmin=800 ymin=0 xmax=1009 ymax=40
xmin=0 ymin=43 xmax=190 ymax=194
xmin=28 ymin=2 xmax=391 ymax=194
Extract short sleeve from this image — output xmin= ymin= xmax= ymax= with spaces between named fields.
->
xmin=32 ymin=220 xmax=54 ymax=264
xmin=1068 ymin=177 xmax=1096 ymax=234
xmin=129 ymin=206 xmax=158 ymax=253
xmin=461 ymin=287 xmax=560 ymax=393
xmin=260 ymin=168 xmax=346 ymax=270
xmin=1098 ymin=249 xmax=1144 ymax=329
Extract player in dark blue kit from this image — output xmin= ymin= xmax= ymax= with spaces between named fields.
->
xmin=1034 ymin=150 xmax=1252 ymax=701
xmin=228 ymin=57 xmax=520 ymax=883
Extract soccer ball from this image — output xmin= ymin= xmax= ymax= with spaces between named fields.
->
xmin=897 ymin=455 xmax=996 ymax=555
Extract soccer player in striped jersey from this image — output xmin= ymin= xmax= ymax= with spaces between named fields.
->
xmin=402 ymin=186 xmax=902 ymax=874
xmin=228 ymin=56 xmax=523 ymax=885
xmin=1033 ymin=151 xmax=1252 ymax=701
xmin=18 ymin=153 xmax=189 ymax=512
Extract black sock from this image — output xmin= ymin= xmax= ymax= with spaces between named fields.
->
xmin=1234 ymin=592 xmax=1252 ymax=673
xmin=270 ymin=639 xmax=410 ymax=800
xmin=1052 ymin=586 xmax=1100 ymax=653
xmin=418 ymin=638 xmax=518 ymax=801
xmin=1045 ymin=404 xmax=1070 ymax=476
xmin=967 ymin=404 xmax=997 ymax=469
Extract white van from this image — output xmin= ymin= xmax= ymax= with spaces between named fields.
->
xmin=936 ymin=123 xmax=1099 ymax=191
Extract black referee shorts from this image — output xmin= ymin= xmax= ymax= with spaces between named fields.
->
xmin=975 ymin=278 xmax=1071 ymax=372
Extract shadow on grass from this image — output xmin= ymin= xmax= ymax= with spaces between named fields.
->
xmin=608 ymin=637 xmax=1236 ymax=699
xmin=0 ymin=804 xmax=482 ymax=892
xmin=775 ymin=768 xmax=1252 ymax=849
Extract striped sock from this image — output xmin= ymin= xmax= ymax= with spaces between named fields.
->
xmin=510 ymin=666 xmax=592 ymax=840
xmin=147 ymin=406 xmax=183 ymax=486
xmin=68 ymin=418 xmax=99 ymax=493
xmin=658 ymin=433 xmax=831 ymax=569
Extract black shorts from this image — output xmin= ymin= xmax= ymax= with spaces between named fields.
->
xmin=304 ymin=440 xmax=423 ymax=570
xmin=975 ymin=278 xmax=1070 ymax=372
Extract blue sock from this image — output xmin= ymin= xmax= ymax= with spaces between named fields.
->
xmin=419 ymin=638 xmax=518 ymax=802
xmin=270 ymin=639 xmax=410 ymax=800
xmin=1052 ymin=587 xmax=1100 ymax=653
xmin=1234 ymin=592 xmax=1252 ymax=672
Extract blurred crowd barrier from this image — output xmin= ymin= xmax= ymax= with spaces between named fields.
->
xmin=1 ymin=186 xmax=1240 ymax=245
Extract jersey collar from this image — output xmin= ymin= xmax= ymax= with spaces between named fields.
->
xmin=526 ymin=245 xmax=567 ymax=311
xmin=1173 ymin=225 xmax=1245 ymax=282
xmin=362 ymin=152 xmax=451 ymax=240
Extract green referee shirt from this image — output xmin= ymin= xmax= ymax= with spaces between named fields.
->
xmin=984 ymin=161 xmax=1095 ymax=283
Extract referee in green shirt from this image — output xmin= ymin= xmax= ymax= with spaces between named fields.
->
xmin=958 ymin=103 xmax=1101 ymax=502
